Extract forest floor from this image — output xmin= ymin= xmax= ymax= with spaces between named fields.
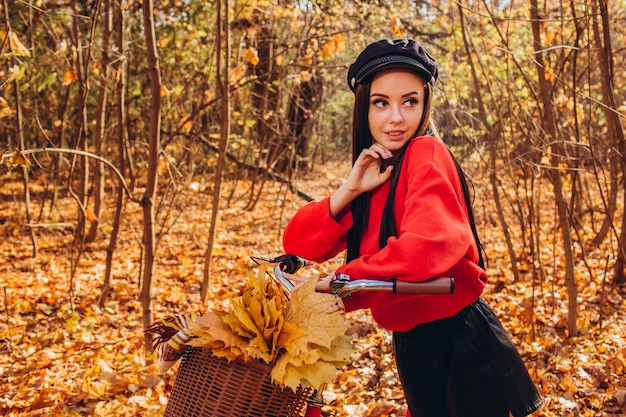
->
xmin=1 ymin=160 xmax=626 ymax=416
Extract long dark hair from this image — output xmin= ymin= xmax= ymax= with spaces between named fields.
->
xmin=345 ymin=76 xmax=484 ymax=268
xmin=345 ymin=81 xmax=372 ymax=263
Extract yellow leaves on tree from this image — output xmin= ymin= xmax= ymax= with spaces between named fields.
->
xmin=321 ymin=34 xmax=346 ymax=59
xmin=63 ymin=69 xmax=78 ymax=85
xmin=0 ymin=29 xmax=31 ymax=57
xmin=185 ymin=265 xmax=352 ymax=390
xmin=389 ymin=16 xmax=405 ymax=38
xmin=1 ymin=147 xmax=32 ymax=170
xmin=244 ymin=47 xmax=259 ymax=66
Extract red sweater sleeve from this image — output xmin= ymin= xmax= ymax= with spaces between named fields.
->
xmin=282 ymin=196 xmax=351 ymax=263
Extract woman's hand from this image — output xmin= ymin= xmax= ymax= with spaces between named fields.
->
xmin=280 ymin=271 xmax=334 ymax=293
xmin=329 ymin=142 xmax=394 ymax=218
xmin=314 ymin=274 xmax=334 ymax=293
xmin=346 ymin=142 xmax=395 ymax=194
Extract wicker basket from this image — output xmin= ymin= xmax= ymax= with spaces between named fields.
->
xmin=164 ymin=347 xmax=311 ymax=417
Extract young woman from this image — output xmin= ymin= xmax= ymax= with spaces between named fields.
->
xmin=281 ymin=38 xmax=543 ymax=417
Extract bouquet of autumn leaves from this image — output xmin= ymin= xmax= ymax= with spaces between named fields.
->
xmin=145 ymin=263 xmax=352 ymax=391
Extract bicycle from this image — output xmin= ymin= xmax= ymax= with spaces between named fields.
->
xmin=160 ymin=254 xmax=454 ymax=417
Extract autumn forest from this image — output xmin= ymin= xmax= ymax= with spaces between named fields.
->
xmin=2 ymin=0 xmax=626 ymax=416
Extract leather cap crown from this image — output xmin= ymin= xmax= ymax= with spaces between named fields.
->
xmin=347 ymin=38 xmax=438 ymax=92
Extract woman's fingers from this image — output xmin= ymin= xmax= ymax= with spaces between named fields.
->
xmin=315 ymin=274 xmax=334 ymax=293
xmin=280 ymin=272 xmax=335 ymax=293
xmin=359 ymin=144 xmax=390 ymax=161
xmin=347 ymin=148 xmax=394 ymax=194
xmin=278 ymin=271 xmax=309 ymax=292
xmin=280 ymin=271 xmax=308 ymax=284
xmin=357 ymin=143 xmax=394 ymax=172
xmin=371 ymin=142 xmax=393 ymax=158
xmin=357 ymin=147 xmax=394 ymax=176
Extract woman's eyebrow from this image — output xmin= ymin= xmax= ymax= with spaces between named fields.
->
xmin=370 ymin=91 xmax=421 ymax=98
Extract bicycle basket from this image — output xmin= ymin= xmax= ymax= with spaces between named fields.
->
xmin=164 ymin=347 xmax=311 ymax=417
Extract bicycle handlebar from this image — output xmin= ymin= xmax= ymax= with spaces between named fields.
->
xmin=334 ymin=277 xmax=454 ymax=300
xmin=271 ymin=257 xmax=454 ymax=300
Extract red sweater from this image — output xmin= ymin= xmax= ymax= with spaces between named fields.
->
xmin=283 ymin=136 xmax=487 ymax=331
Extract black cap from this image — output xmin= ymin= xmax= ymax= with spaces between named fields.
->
xmin=347 ymin=38 xmax=438 ymax=92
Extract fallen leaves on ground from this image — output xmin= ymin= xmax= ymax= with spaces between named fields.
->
xmin=0 ymin=161 xmax=625 ymax=416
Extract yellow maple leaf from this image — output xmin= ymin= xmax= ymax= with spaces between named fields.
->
xmin=227 ymin=298 xmax=263 ymax=338
xmin=307 ymin=336 xmax=353 ymax=365
xmin=271 ymin=278 xmax=352 ymax=390
xmin=283 ymin=278 xmax=348 ymax=352
xmin=272 ymin=335 xmax=352 ymax=388
xmin=233 ymin=297 xmax=273 ymax=361
xmin=187 ymin=311 xmax=249 ymax=361
xmin=236 ymin=269 xmax=290 ymax=362
xmin=275 ymin=320 xmax=306 ymax=352
xmin=274 ymin=359 xmax=339 ymax=392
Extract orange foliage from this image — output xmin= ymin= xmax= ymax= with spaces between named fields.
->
xmin=0 ymin=162 xmax=625 ymax=416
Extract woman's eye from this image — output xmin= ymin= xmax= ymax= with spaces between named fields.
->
xmin=405 ymin=98 xmax=419 ymax=106
xmin=372 ymin=99 xmax=388 ymax=108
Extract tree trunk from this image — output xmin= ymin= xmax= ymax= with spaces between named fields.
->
xmin=69 ymin=0 xmax=92 ymax=240
xmin=285 ymin=73 xmax=323 ymax=171
xmin=457 ymin=2 xmax=520 ymax=283
xmin=530 ymin=0 xmax=578 ymax=337
xmin=202 ymin=0 xmax=230 ymax=301
xmin=591 ymin=0 xmax=626 ymax=282
xmin=247 ymin=26 xmax=280 ymax=209
xmin=141 ymin=0 xmax=162 ymax=353
xmin=2 ymin=0 xmax=37 ymax=257
xmin=99 ymin=0 xmax=128 ymax=308
xmin=87 ymin=0 xmax=113 ymax=243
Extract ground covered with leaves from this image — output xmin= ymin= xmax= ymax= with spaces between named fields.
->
xmin=1 ymin=163 xmax=626 ymax=416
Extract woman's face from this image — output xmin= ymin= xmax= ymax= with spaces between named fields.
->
xmin=368 ymin=68 xmax=426 ymax=153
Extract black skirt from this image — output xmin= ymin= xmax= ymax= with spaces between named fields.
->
xmin=393 ymin=298 xmax=543 ymax=417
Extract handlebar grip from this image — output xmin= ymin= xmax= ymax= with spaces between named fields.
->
xmin=272 ymin=254 xmax=307 ymax=274
xmin=393 ymin=278 xmax=454 ymax=294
